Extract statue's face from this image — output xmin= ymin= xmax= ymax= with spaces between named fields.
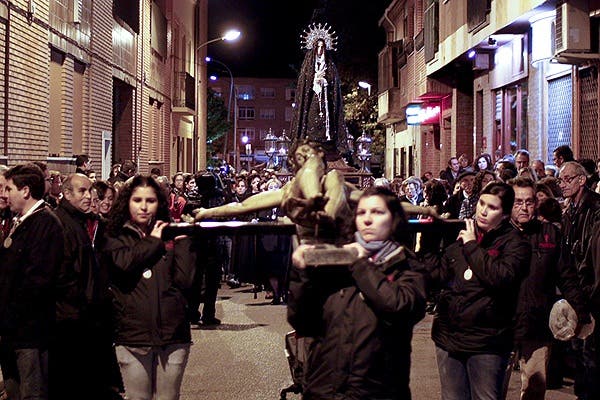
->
xmin=316 ymin=40 xmax=325 ymax=56
xmin=293 ymin=144 xmax=319 ymax=167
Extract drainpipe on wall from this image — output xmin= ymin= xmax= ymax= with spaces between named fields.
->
xmin=3 ymin=5 xmax=9 ymax=157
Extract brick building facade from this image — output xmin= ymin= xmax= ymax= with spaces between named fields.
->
xmin=0 ymin=0 xmax=204 ymax=178
xmin=378 ymin=0 xmax=600 ymax=180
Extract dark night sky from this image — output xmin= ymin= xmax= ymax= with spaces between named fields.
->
xmin=207 ymin=0 xmax=389 ymax=82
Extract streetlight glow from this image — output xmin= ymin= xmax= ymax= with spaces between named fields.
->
xmin=197 ymin=29 xmax=241 ymax=51
xmin=358 ymin=81 xmax=372 ymax=96
xmin=222 ymin=29 xmax=241 ymax=42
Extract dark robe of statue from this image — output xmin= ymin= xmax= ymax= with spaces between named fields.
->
xmin=290 ymin=35 xmax=349 ymax=161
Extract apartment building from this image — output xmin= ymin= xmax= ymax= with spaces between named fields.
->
xmin=378 ymin=0 xmax=600 ymax=179
xmin=0 ymin=0 xmax=205 ymax=178
xmin=207 ymin=76 xmax=296 ymax=169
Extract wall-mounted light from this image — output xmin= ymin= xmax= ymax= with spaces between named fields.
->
xmin=468 ymin=50 xmax=476 ymax=59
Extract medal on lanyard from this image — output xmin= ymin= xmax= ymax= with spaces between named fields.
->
xmin=464 ymin=266 xmax=473 ymax=281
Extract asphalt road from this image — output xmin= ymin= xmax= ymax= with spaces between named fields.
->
xmin=180 ymin=285 xmax=577 ymax=400
xmin=0 ymin=284 xmax=576 ymax=399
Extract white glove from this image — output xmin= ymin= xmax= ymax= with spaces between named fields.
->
xmin=549 ymin=299 xmax=577 ymax=341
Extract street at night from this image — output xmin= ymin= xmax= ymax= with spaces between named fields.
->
xmin=178 ymin=285 xmax=577 ymax=400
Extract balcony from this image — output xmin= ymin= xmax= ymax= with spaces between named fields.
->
xmin=173 ymin=72 xmax=195 ymax=115
xmin=377 ymin=87 xmax=406 ymax=125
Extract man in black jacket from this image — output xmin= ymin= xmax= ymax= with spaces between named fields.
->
xmin=558 ymin=161 xmax=600 ymax=400
xmin=439 ymin=156 xmax=462 ymax=194
xmin=509 ymin=177 xmax=590 ymax=400
xmin=53 ymin=173 xmax=112 ymax=399
xmin=0 ymin=164 xmax=64 ymax=400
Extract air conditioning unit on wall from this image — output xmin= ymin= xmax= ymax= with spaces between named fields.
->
xmin=555 ymin=0 xmax=590 ymax=55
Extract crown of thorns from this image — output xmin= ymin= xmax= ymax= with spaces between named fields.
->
xmin=300 ymin=23 xmax=338 ymax=51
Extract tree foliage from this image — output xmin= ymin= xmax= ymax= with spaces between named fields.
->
xmin=206 ymin=88 xmax=231 ymax=155
xmin=343 ymin=84 xmax=385 ymax=165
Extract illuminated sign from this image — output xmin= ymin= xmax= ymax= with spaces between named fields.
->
xmin=406 ymin=102 xmax=441 ymax=125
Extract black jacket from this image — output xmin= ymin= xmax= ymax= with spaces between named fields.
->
xmin=0 ymin=204 xmax=64 ymax=349
xmin=513 ymin=219 xmax=589 ymax=344
xmin=54 ymin=200 xmax=100 ymax=321
xmin=287 ymin=247 xmax=426 ymax=400
xmin=561 ymin=188 xmax=600 ymax=270
xmin=579 ymin=222 xmax=600 ymax=321
xmin=102 ymin=222 xmax=196 ymax=346
xmin=430 ymin=221 xmax=530 ymax=355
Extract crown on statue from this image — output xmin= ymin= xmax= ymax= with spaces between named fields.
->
xmin=300 ymin=22 xmax=338 ymax=51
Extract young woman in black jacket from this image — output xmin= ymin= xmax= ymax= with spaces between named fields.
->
xmin=288 ymin=186 xmax=427 ymax=399
xmin=428 ymin=182 xmax=530 ymax=400
xmin=103 ymin=175 xmax=196 ymax=400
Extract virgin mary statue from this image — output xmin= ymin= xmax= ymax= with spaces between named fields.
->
xmin=290 ymin=22 xmax=349 ymax=161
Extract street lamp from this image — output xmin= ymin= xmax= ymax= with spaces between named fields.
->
xmin=356 ymin=130 xmax=372 ymax=173
xmin=195 ymin=29 xmax=241 ymax=172
xmin=264 ymin=129 xmax=278 ymax=169
xmin=205 ymin=56 xmax=234 ymax=160
xmin=199 ymin=29 xmax=241 ymax=50
xmin=276 ymin=130 xmax=291 ymax=174
xmin=358 ymin=81 xmax=372 ymax=96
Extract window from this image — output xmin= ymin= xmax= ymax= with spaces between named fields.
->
xmin=285 ymin=107 xmax=294 ymax=122
xmin=239 ymin=127 xmax=255 ymax=142
xmin=150 ymin=1 xmax=167 ymax=58
xmin=148 ymin=98 xmax=164 ymax=162
xmin=467 ymin=0 xmax=491 ymax=32
xmin=212 ymin=87 xmax=224 ymax=97
xmin=424 ymin=0 xmax=439 ymax=63
xmin=237 ymin=85 xmax=254 ymax=100
xmin=260 ymin=87 xmax=275 ymax=98
xmin=286 ymin=88 xmax=296 ymax=101
xmin=113 ymin=0 xmax=139 ymax=33
xmin=49 ymin=47 xmax=65 ymax=156
xmin=72 ymin=60 xmax=86 ymax=154
xmin=259 ymin=129 xmax=271 ymax=141
xmin=260 ymin=108 xmax=275 ymax=120
xmin=238 ymin=107 xmax=255 ymax=120
xmin=494 ymin=81 xmax=528 ymax=154
xmin=113 ymin=20 xmax=136 ymax=75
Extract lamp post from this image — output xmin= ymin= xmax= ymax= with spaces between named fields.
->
xmin=358 ymin=81 xmax=372 ymax=96
xmin=264 ymin=129 xmax=278 ymax=170
xmin=205 ymin=56 xmax=234 ymax=161
xmin=195 ymin=29 xmax=240 ymax=171
xmin=356 ymin=130 xmax=372 ymax=173
xmin=276 ymin=130 xmax=291 ymax=174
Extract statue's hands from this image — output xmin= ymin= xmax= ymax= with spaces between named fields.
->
xmin=283 ymin=194 xmax=331 ymax=225
xmin=291 ymin=244 xmax=315 ymax=270
xmin=421 ymin=206 xmax=443 ymax=220
xmin=192 ymin=208 xmax=207 ymax=221
xmin=180 ymin=213 xmax=194 ymax=223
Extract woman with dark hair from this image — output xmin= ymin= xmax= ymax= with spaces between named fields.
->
xmin=423 ymin=179 xmax=449 ymax=214
xmin=288 ymin=186 xmax=427 ymax=399
xmin=474 ymin=153 xmax=494 ymax=172
xmin=93 ymin=180 xmax=116 ymax=218
xmin=102 ymin=175 xmax=196 ymax=400
xmin=427 ymin=182 xmax=530 ymax=400
xmin=473 ymin=169 xmax=497 ymax=196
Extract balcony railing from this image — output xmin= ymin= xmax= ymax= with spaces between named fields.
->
xmin=173 ymin=72 xmax=195 ymax=114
